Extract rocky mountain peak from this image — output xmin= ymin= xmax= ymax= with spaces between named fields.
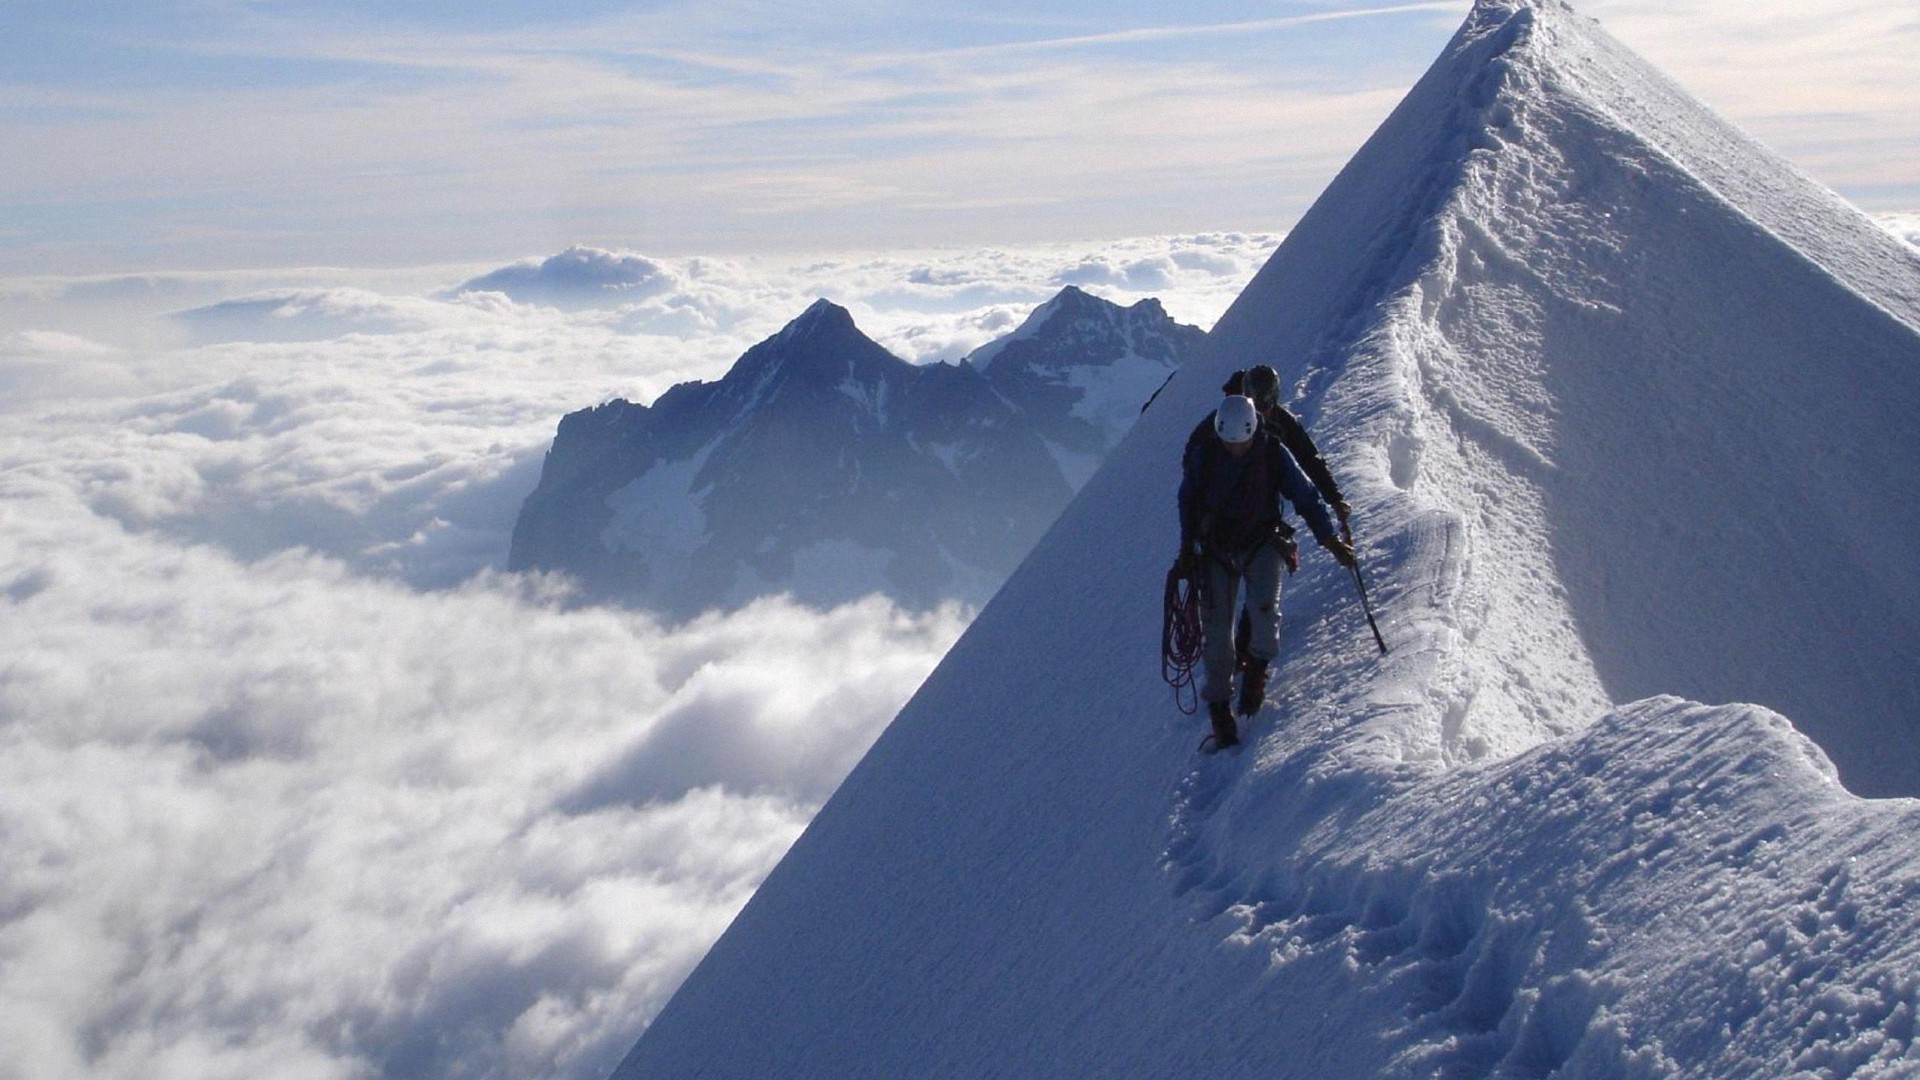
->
xmin=509 ymin=290 xmax=1207 ymax=616
xmin=968 ymin=285 xmax=1197 ymax=378
xmin=721 ymin=298 xmax=907 ymax=405
xmin=777 ymin=298 xmax=859 ymax=344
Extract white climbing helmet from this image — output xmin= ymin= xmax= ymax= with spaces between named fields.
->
xmin=1213 ymin=395 xmax=1259 ymax=444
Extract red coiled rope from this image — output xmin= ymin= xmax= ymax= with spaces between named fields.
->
xmin=1162 ymin=557 xmax=1206 ymax=715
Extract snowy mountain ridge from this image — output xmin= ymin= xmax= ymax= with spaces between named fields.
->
xmin=608 ymin=0 xmax=1920 ymax=1076
xmin=508 ymin=288 xmax=1204 ymax=616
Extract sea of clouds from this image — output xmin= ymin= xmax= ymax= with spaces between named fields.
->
xmin=1880 ymin=211 xmax=1920 ymax=251
xmin=0 ymin=233 xmax=1279 ymax=1080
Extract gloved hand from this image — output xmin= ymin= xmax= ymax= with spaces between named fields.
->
xmin=1332 ymin=499 xmax=1353 ymax=544
xmin=1281 ymin=536 xmax=1301 ymax=575
xmin=1324 ymin=536 xmax=1356 ymax=569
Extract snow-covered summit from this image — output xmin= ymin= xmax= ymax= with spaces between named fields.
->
xmin=611 ymin=0 xmax=1920 ymax=1076
xmin=1201 ymin=0 xmax=1920 ymax=791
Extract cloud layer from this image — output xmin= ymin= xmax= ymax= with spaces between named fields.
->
xmin=1879 ymin=211 xmax=1920 ymax=251
xmin=453 ymin=248 xmax=677 ymax=309
xmin=5 ymin=235 xmax=1276 ymax=590
xmin=0 ymin=491 xmax=964 ymax=1079
xmin=0 ymin=235 xmax=1272 ymax=1080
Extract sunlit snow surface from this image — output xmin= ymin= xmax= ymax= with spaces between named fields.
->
xmin=0 ymin=237 xmax=1277 ymax=1080
xmin=614 ymin=1 xmax=1920 ymax=1077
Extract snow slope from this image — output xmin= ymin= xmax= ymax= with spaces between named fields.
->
xmin=610 ymin=1 xmax=1920 ymax=1076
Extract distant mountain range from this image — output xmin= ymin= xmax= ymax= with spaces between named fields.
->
xmin=508 ymin=285 xmax=1206 ymax=615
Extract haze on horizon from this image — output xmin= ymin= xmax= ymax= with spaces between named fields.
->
xmin=4 ymin=0 xmax=1916 ymax=276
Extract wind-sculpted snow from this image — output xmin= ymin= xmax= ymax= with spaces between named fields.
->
xmin=1171 ymin=697 xmax=1920 ymax=1077
xmin=614 ymin=1 xmax=1920 ymax=1076
xmin=1210 ymin=0 xmax=1920 ymax=795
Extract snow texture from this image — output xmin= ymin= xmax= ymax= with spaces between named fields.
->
xmin=611 ymin=1 xmax=1920 ymax=1077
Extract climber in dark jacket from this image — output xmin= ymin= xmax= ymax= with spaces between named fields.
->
xmin=1179 ymin=395 xmax=1354 ymax=749
xmin=1188 ymin=364 xmax=1351 ymax=538
xmin=1183 ymin=363 xmax=1355 ymax=671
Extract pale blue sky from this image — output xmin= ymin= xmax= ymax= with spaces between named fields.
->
xmin=4 ymin=0 xmax=1916 ymax=274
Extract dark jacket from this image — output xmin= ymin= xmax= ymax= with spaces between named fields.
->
xmin=1179 ymin=414 xmax=1336 ymax=557
xmin=1218 ymin=369 xmax=1345 ymax=510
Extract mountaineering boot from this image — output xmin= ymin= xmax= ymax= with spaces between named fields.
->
xmin=1238 ymin=658 xmax=1269 ymax=717
xmin=1208 ymin=700 xmax=1240 ymax=750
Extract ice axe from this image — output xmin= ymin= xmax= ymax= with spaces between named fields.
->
xmin=1352 ymin=563 xmax=1387 ymax=654
xmin=1346 ymin=541 xmax=1388 ymax=655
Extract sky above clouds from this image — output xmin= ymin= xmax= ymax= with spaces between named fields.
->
xmin=3 ymin=0 xmax=1914 ymax=275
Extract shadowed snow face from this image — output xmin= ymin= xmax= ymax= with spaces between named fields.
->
xmin=0 ymin=235 xmax=1271 ymax=1080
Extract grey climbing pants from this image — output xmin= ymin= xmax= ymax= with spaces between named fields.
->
xmin=1201 ymin=542 xmax=1283 ymax=704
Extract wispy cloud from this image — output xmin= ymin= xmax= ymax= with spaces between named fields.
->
xmin=5 ymin=1 xmax=1914 ymax=274
xmin=1584 ymin=0 xmax=1920 ymax=199
xmin=887 ymin=1 xmax=1471 ymax=61
xmin=0 ymin=3 xmax=1457 ymax=272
